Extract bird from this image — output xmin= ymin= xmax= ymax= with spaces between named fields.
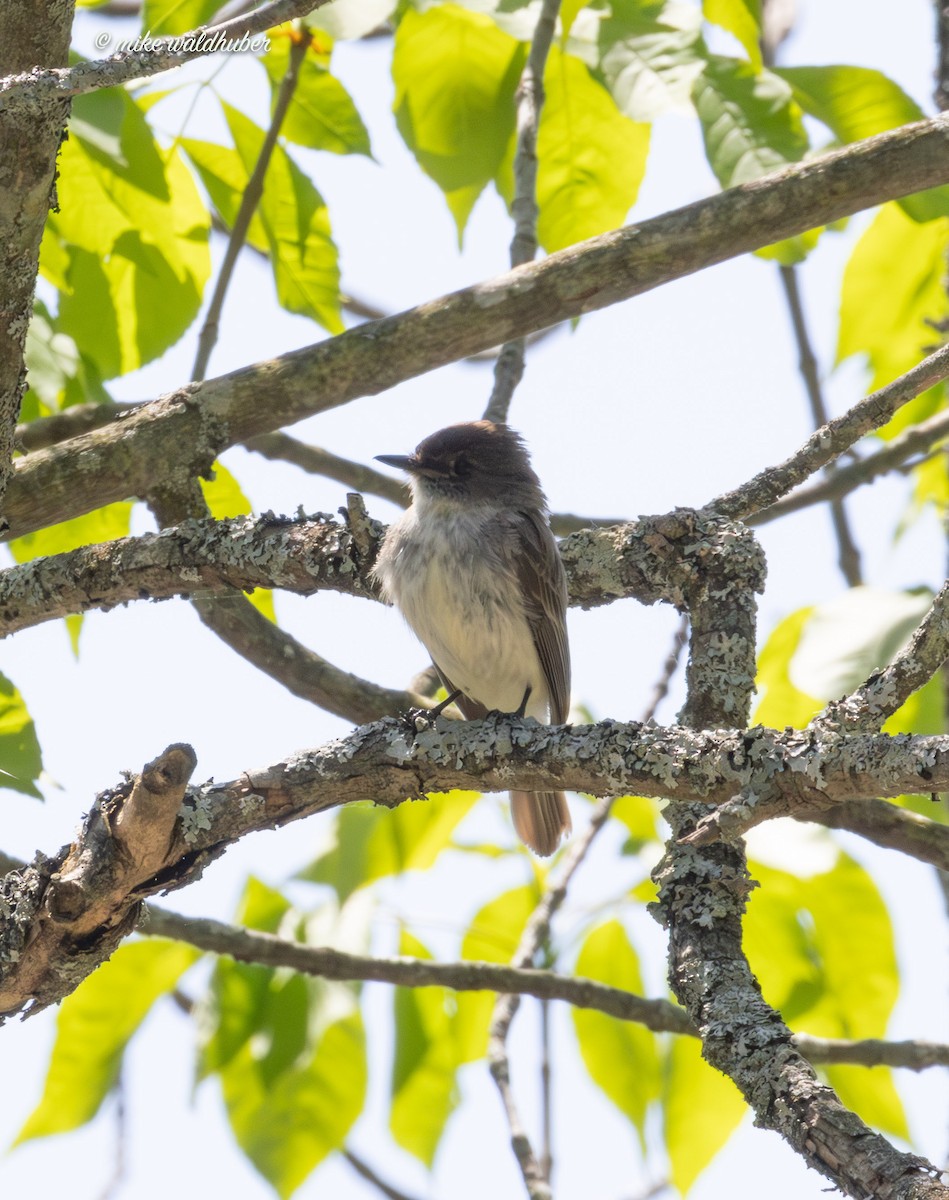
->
xmin=373 ymin=419 xmax=571 ymax=856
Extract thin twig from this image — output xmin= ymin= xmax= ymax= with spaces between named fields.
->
xmin=192 ymin=28 xmax=311 ymax=382
xmin=706 ymin=341 xmax=949 ymax=520
xmin=750 ymin=407 xmax=949 ymax=524
xmin=342 ymin=1150 xmax=424 ymax=1200
xmin=483 ymin=0 xmax=560 ymax=424
xmin=135 ymin=904 xmax=949 ymax=1071
xmin=777 ymin=264 xmax=863 ymax=586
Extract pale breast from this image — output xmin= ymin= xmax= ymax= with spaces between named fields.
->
xmin=376 ymin=506 xmax=550 ymax=719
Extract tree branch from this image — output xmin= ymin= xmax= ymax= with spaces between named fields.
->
xmin=0 ymin=2 xmax=74 ymax=517
xmin=191 ymin=26 xmax=311 ymax=382
xmin=483 ymin=0 xmax=560 ymax=426
xmin=10 ymin=114 xmax=949 ymax=540
xmin=776 ymin=263 xmax=863 ymax=586
xmin=707 ymin=341 xmax=949 ymax=520
xmin=0 ymin=0 xmax=329 ymax=115
xmin=6 ymin=719 xmax=949 ymax=1015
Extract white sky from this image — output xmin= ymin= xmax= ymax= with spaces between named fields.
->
xmin=1 ymin=2 xmax=947 ymax=1198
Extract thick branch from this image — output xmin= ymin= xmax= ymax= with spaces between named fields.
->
xmin=0 ymin=508 xmax=751 ymax=638
xmin=0 ymin=1 xmax=73 ymax=516
xmin=5 ymin=721 xmax=949 ymax=1014
xmin=10 ymin=116 xmax=949 ymax=540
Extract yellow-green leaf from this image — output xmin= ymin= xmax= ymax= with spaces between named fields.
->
xmin=572 ymin=920 xmax=660 ymax=1144
xmin=299 ymin=791 xmax=480 ymax=902
xmin=0 ymin=672 xmax=43 ymax=799
xmin=499 ymin=45 xmax=649 ymax=254
xmin=390 ymin=930 xmax=460 ymax=1166
xmin=222 ymin=102 xmax=343 ymax=334
xmin=16 ymin=940 xmax=198 ymax=1143
xmin=9 ymin=502 xmax=133 ymax=564
xmin=455 ymin=883 xmax=540 ymax=1061
xmin=826 ymin=1064 xmax=909 ymax=1141
xmin=664 ymin=1036 xmax=745 ymax=1194
xmin=44 ymin=89 xmax=210 ymax=379
xmin=221 ymin=1012 xmax=366 ymax=1198
xmin=838 ymin=202 xmax=949 ymax=436
xmin=752 ymin=606 xmax=821 ymax=729
xmin=703 ymin=0 xmax=761 ymax=71
xmin=141 ymin=0 xmax=219 ymax=35
xmin=597 ymin=0 xmax=706 ymax=120
xmin=263 ymin=37 xmax=372 ymax=156
xmin=392 ymin=4 xmax=525 ymax=239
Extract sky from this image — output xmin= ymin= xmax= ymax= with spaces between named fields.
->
xmin=1 ymin=1 xmax=948 ymax=1198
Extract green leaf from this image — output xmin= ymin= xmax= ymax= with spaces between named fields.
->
xmin=789 ymin=587 xmax=933 ymax=702
xmin=752 ymin=606 xmax=822 ymax=729
xmin=263 ymin=36 xmax=372 ymax=156
xmin=180 ymin=137 xmax=269 ymax=252
xmin=746 ymin=855 xmax=900 ymax=1039
xmin=390 ymin=930 xmax=461 ymax=1166
xmin=221 ymin=102 xmax=343 ymax=334
xmin=141 ymin=0 xmax=220 ymax=35
xmin=9 ymin=502 xmax=133 ymax=565
xmin=703 ymin=0 xmax=761 ymax=71
xmin=692 ymin=55 xmax=807 ymax=187
xmin=597 ymin=1 xmax=706 ymax=120
xmin=0 ymin=672 xmax=43 ymax=799
xmin=838 ymin=202 xmax=949 ymax=435
xmin=15 ymin=940 xmax=198 ymax=1142
xmin=43 ymin=89 xmax=210 ymax=379
xmin=199 ymin=462 xmax=275 ymax=623
xmin=392 ymin=4 xmax=526 ymax=239
xmin=572 ymin=920 xmax=660 ymax=1144
xmin=496 ymin=45 xmax=649 ymax=254
xmin=220 ymin=1011 xmax=366 ymax=1198
xmin=663 ymin=1036 xmax=745 ymax=1194
xmin=455 ymin=883 xmax=540 ymax=1061
xmin=23 ymin=302 xmax=79 ymax=418
xmin=298 ymin=791 xmax=480 ymax=902
xmin=611 ymin=794 xmax=662 ymax=852
xmin=775 ymin=65 xmax=949 ymax=221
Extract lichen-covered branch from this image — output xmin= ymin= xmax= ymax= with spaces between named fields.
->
xmin=0 ymin=509 xmax=749 ymax=638
xmin=5 ymin=720 xmax=949 ymax=1016
xmin=0 ymin=0 xmax=327 ymax=116
xmin=0 ymin=2 xmax=73 ymax=519
xmin=9 ymin=115 xmax=949 ymax=541
xmin=814 ymin=580 xmax=949 ymax=734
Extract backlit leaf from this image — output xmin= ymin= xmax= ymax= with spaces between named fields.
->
xmin=392 ymin=4 xmax=525 ymax=239
xmin=141 ymin=0 xmax=220 ymax=35
xmin=16 ymin=940 xmax=198 ymax=1142
xmin=263 ymin=35 xmax=372 ymax=156
xmin=597 ymin=1 xmax=706 ymax=120
xmin=703 ymin=0 xmax=761 ymax=71
xmin=837 ymin=202 xmax=949 ymax=435
xmin=753 ymin=606 xmax=821 ymax=729
xmin=572 ymin=920 xmax=660 ymax=1144
xmin=664 ymin=1036 xmax=745 ymax=1194
xmin=44 ymin=88 xmax=209 ymax=378
xmin=0 ymin=673 xmax=43 ymax=799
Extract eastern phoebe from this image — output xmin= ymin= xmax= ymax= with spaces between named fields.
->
xmin=373 ymin=420 xmax=572 ymax=856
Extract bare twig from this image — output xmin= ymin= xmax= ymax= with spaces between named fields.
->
xmin=750 ymin=408 xmax=949 ymax=525
xmin=342 ymin=1150 xmax=424 ymax=1200
xmin=815 ymin=797 xmax=949 ymax=872
xmin=777 ymin=264 xmax=863 ymax=586
xmin=483 ymin=0 xmax=561 ymax=425
xmin=707 ymin=341 xmax=949 ymax=520
xmin=191 ymin=28 xmax=311 ymax=382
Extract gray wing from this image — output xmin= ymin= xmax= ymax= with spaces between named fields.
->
xmin=505 ymin=508 xmax=571 ymax=723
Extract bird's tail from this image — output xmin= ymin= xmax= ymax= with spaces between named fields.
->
xmin=510 ymin=791 xmax=571 ymax=857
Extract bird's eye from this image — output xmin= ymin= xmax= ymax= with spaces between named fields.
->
xmin=452 ymin=455 xmax=471 ymax=478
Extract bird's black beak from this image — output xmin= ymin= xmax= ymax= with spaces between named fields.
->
xmin=375 ymin=454 xmax=415 ymax=471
